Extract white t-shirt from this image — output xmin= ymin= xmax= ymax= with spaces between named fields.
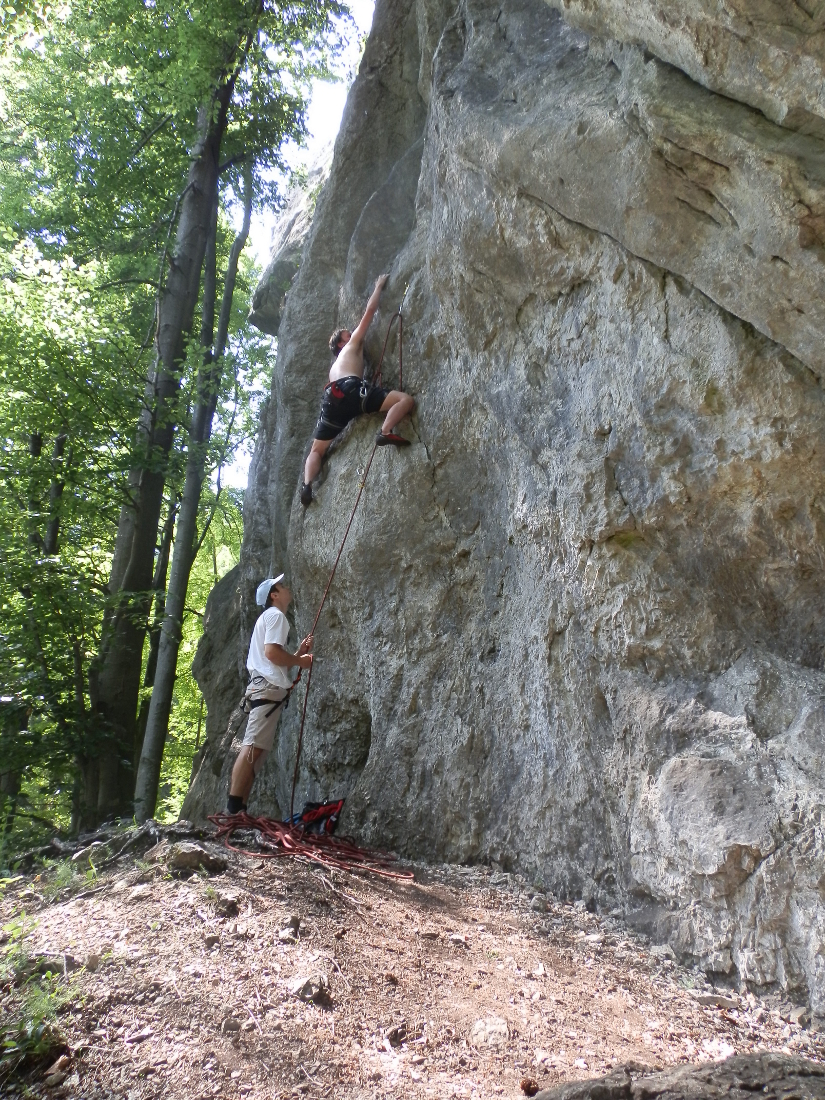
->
xmin=246 ymin=606 xmax=291 ymax=690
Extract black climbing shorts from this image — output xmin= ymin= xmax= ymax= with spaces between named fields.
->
xmin=312 ymin=375 xmax=389 ymax=441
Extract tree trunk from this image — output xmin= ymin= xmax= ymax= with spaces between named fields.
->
xmin=91 ymin=84 xmax=235 ymax=823
xmin=27 ymin=432 xmax=43 ymax=550
xmin=43 ymin=432 xmax=67 ymax=556
xmin=134 ymin=163 xmax=253 ymax=822
xmin=134 ymin=495 xmax=180 ymax=769
xmin=0 ymin=704 xmax=29 ymax=845
xmin=85 ymin=369 xmax=162 ymax=816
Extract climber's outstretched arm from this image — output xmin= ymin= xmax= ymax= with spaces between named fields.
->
xmin=349 ymin=274 xmax=389 ymax=347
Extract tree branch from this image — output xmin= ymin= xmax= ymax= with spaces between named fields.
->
xmin=115 ymin=113 xmax=173 ymax=175
xmin=218 ymin=152 xmax=247 ymax=175
xmin=98 ymin=277 xmax=160 ymax=291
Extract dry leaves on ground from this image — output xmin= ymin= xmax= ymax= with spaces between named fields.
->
xmin=2 ymin=839 xmax=822 ymax=1099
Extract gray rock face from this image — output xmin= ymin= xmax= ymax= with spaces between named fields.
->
xmin=186 ymin=0 xmax=825 ymax=1008
xmin=181 ymin=566 xmax=244 ymax=822
xmin=544 ymin=0 xmax=825 ymax=133
xmin=534 ymin=1053 xmax=825 ymax=1100
xmin=248 ymin=154 xmax=331 ymax=336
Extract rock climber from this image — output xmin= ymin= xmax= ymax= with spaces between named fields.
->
xmin=225 ymin=576 xmax=313 ymax=816
xmin=300 ymin=274 xmax=416 ymax=506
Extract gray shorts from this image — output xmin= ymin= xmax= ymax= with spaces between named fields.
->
xmin=241 ymin=684 xmax=288 ymax=753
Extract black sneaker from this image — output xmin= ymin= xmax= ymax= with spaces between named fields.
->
xmin=300 ymin=482 xmax=313 ymax=506
xmin=375 ymin=430 xmax=411 ymax=447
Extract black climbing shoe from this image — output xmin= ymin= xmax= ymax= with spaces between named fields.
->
xmin=300 ymin=482 xmax=313 ymax=506
xmin=375 ymin=430 xmax=411 ymax=447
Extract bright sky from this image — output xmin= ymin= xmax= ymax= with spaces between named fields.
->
xmin=247 ymin=0 xmax=377 ymax=267
xmin=222 ymin=0 xmax=376 ymax=491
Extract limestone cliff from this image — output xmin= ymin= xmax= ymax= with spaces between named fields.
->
xmin=184 ymin=0 xmax=825 ymax=1012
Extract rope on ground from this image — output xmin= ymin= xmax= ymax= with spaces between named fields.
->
xmin=207 ymin=811 xmax=414 ymax=881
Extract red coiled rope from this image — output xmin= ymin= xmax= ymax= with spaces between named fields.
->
xmin=207 ymin=811 xmax=412 ymax=879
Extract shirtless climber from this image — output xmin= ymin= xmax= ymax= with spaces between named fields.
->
xmin=300 ymin=274 xmax=415 ymax=506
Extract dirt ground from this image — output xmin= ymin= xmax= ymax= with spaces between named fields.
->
xmin=2 ymin=833 xmax=823 ymax=1099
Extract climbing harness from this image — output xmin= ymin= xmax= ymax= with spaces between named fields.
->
xmin=324 ymin=377 xmax=374 ymax=411
xmin=314 ymin=375 xmax=388 ymax=439
xmin=243 ymin=696 xmax=286 ymax=720
xmin=359 ymin=378 xmax=372 ymax=411
xmin=210 ymin=286 xmax=414 ymax=882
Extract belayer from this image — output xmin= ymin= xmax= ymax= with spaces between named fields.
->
xmin=300 ymin=274 xmax=415 ymax=506
xmin=225 ymin=575 xmax=313 ymax=816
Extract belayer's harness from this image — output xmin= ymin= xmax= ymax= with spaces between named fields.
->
xmin=242 ymin=695 xmax=286 ymax=720
xmin=240 ymin=674 xmax=292 ymax=719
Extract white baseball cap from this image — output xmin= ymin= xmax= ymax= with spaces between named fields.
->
xmin=255 ymin=574 xmax=285 ymax=607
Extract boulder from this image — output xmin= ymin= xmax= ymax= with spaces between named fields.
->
xmin=289 ymin=972 xmax=330 ymax=1004
xmin=166 ymin=842 xmax=227 ymax=875
xmin=534 ymin=1053 xmax=825 ymax=1100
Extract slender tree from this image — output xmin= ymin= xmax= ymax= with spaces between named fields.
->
xmin=134 ymin=495 xmax=181 ymax=766
xmin=89 ymin=0 xmax=343 ymax=823
xmin=134 ymin=164 xmax=254 ymax=821
xmin=91 ymin=86 xmax=240 ymax=819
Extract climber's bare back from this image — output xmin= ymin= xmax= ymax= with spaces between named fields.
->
xmin=329 ymin=332 xmax=365 ymax=383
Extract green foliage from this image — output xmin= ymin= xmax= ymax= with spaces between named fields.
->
xmin=0 ymin=912 xmax=75 ymax=1077
xmin=0 ymin=0 xmax=351 ymax=843
xmin=38 ymin=862 xmax=78 ymax=902
xmin=0 ymin=239 xmax=143 ymax=782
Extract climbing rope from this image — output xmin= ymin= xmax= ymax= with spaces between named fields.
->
xmin=287 ymin=286 xmax=409 ymax=822
xmin=288 ymin=434 xmax=381 ymax=821
xmin=207 ymin=811 xmax=413 ymax=880
xmin=212 ymin=289 xmax=411 ymax=878
xmin=373 ymin=283 xmax=407 ymax=390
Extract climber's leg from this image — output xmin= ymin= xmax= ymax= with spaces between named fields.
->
xmin=376 ymin=390 xmax=415 ymax=444
xmin=303 ymin=438 xmax=333 ymax=496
